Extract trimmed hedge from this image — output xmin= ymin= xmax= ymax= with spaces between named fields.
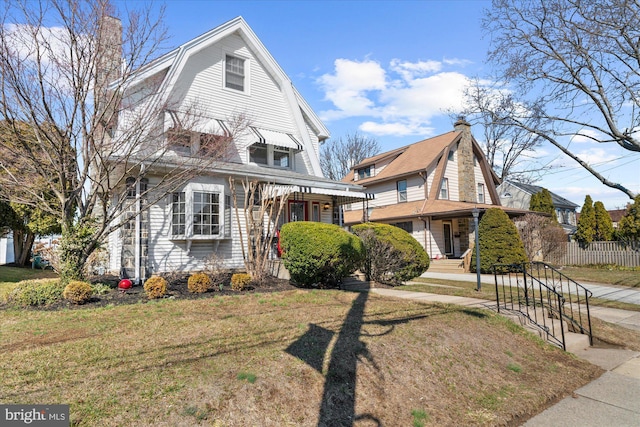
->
xmin=352 ymin=222 xmax=430 ymax=285
xmin=471 ymin=208 xmax=528 ymax=273
xmin=8 ymin=279 xmax=64 ymax=306
xmin=279 ymin=222 xmax=365 ymax=287
xmin=143 ymin=276 xmax=167 ymax=299
xmin=188 ymin=273 xmax=211 ymax=293
xmin=63 ymin=280 xmax=93 ymax=304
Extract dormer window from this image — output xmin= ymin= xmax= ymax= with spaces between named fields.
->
xmin=249 ymin=142 xmax=268 ymax=165
xmin=225 ymin=55 xmax=245 ymax=92
xmin=357 ymin=165 xmax=372 ymax=180
xmin=248 ymin=143 xmax=293 ymax=169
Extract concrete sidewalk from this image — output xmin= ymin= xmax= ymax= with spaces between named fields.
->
xmin=344 ymin=281 xmax=640 ymax=427
xmin=420 ymin=271 xmax=640 ymax=305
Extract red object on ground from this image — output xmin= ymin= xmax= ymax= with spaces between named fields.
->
xmin=118 ymin=279 xmax=132 ymax=290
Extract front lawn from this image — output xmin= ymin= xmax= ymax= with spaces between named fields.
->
xmin=0 ymin=289 xmax=601 ymax=426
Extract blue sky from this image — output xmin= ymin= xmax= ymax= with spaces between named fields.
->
xmin=158 ymin=0 xmax=637 ymax=210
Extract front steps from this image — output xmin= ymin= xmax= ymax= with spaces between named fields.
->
xmin=428 ymin=258 xmax=465 ymax=273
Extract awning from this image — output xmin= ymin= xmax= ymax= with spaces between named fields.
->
xmin=260 ymin=184 xmax=373 ymax=203
xmin=296 ymin=186 xmax=374 ymax=200
xmin=251 ymin=127 xmax=302 ymax=150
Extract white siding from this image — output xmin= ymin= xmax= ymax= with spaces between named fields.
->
xmin=443 ymin=152 xmax=459 ymax=201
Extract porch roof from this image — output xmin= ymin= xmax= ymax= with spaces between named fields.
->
xmin=264 ymin=184 xmax=374 ymax=205
xmin=343 ymin=200 xmax=529 ymax=225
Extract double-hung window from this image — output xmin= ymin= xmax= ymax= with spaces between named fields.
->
xmin=440 ymin=178 xmax=449 ymax=200
xmin=357 ymin=166 xmax=372 ymax=180
xmin=225 ymin=55 xmax=245 ymax=91
xmin=477 ymin=183 xmax=485 ymax=204
xmin=170 ymin=184 xmax=228 ymax=240
xmin=397 ymin=179 xmax=407 ymax=203
xmin=273 ymin=145 xmax=290 ymax=167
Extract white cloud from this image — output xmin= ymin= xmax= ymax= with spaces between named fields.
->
xmin=318 ymin=58 xmax=471 ymax=136
xmin=573 ymin=148 xmax=619 ymax=166
xmin=570 ymin=129 xmax=602 ymax=144
xmin=359 ymin=121 xmax=435 ymax=136
xmin=318 ymin=59 xmax=387 ymax=119
xmin=389 ymin=58 xmax=442 ymax=80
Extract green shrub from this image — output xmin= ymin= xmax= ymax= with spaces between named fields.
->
xmin=231 ymin=273 xmax=252 ymax=291
xmin=471 ymin=208 xmax=528 ymax=273
xmin=352 ymin=222 xmax=430 ymax=285
xmin=279 ymin=222 xmax=365 ymax=287
xmin=188 ymin=272 xmax=211 ymax=293
xmin=91 ymin=283 xmax=113 ymax=295
xmin=143 ymin=276 xmax=167 ymax=299
xmin=8 ymin=279 xmax=65 ymax=306
xmin=63 ymin=280 xmax=93 ymax=304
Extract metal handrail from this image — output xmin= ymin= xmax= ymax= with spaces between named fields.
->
xmin=493 ymin=262 xmax=593 ymax=350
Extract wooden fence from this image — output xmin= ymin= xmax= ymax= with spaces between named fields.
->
xmin=546 ymin=241 xmax=640 ymax=267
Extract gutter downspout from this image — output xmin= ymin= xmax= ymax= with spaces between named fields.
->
xmin=134 ymin=178 xmax=141 ymax=285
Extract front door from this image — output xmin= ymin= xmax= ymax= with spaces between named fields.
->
xmin=443 ymin=222 xmax=453 ymax=256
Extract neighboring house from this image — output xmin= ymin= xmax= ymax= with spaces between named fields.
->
xmin=497 ymin=181 xmax=579 ymax=234
xmin=608 ymin=209 xmax=627 ymax=229
xmin=106 ymin=17 xmax=369 ymax=282
xmin=0 ymin=233 xmax=14 ymax=265
xmin=342 ymin=119 xmax=527 ymax=259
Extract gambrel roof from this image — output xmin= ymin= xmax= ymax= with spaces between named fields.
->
xmin=116 ymin=16 xmax=328 ymax=175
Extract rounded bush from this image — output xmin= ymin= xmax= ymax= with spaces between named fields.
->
xmin=352 ymin=222 xmax=430 ymax=285
xmin=143 ymin=276 xmax=167 ymax=299
xmin=231 ymin=273 xmax=252 ymax=291
xmin=279 ymin=222 xmax=365 ymax=287
xmin=188 ymin=273 xmax=212 ymax=293
xmin=471 ymin=208 xmax=528 ymax=273
xmin=63 ymin=280 xmax=93 ymax=304
xmin=8 ymin=279 xmax=64 ymax=306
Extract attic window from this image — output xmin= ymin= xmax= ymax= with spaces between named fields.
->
xmin=225 ymin=55 xmax=245 ymax=91
xmin=357 ymin=166 xmax=372 ymax=180
xmin=448 ymin=150 xmax=454 ymax=161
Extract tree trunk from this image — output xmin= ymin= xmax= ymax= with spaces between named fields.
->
xmin=12 ymin=229 xmax=35 ymax=267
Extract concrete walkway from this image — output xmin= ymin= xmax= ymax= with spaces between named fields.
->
xmin=343 ymin=280 xmax=640 ymax=427
xmin=420 ymin=271 xmax=640 ymax=305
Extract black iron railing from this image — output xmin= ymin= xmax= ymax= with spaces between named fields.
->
xmin=493 ymin=262 xmax=593 ymax=350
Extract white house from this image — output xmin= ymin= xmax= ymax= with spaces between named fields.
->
xmin=106 ymin=17 xmax=369 ymax=282
xmin=343 ymin=119 xmax=528 ymax=259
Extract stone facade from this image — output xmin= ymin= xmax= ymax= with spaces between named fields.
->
xmin=454 ymin=118 xmax=476 ymax=203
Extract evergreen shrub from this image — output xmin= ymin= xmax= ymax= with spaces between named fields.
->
xmin=188 ymin=273 xmax=211 ymax=293
xmin=279 ymin=222 xmax=365 ymax=287
xmin=231 ymin=273 xmax=252 ymax=291
xmin=143 ymin=276 xmax=167 ymax=299
xmin=352 ymin=222 xmax=429 ymax=285
xmin=471 ymin=208 xmax=528 ymax=273
xmin=8 ymin=279 xmax=64 ymax=306
xmin=62 ymin=280 xmax=93 ymax=304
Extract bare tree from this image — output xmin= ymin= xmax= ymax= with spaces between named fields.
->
xmin=458 ymin=78 xmax=552 ymax=183
xmin=229 ymin=178 xmax=289 ymax=284
xmin=320 ymin=132 xmax=380 ymax=180
xmin=0 ymin=1 xmax=243 ymax=281
xmin=484 ymin=0 xmax=640 ymax=199
xmin=516 ymin=213 xmax=567 ymax=262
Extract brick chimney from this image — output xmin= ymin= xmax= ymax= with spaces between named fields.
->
xmin=454 ymin=117 xmax=476 ymax=203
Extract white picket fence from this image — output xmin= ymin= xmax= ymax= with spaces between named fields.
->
xmin=547 ymin=241 xmax=640 ymax=267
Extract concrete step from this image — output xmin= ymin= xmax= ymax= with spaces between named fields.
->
xmin=429 ymin=259 xmax=465 ymax=273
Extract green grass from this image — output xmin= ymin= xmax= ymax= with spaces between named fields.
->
xmin=0 ymin=289 xmax=602 ymax=426
xmin=401 ymin=277 xmax=640 ymax=312
xmin=0 ymin=266 xmax=58 ymax=301
xmin=560 ymin=265 xmax=640 ymax=288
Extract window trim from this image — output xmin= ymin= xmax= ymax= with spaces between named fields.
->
xmin=170 ymin=183 xmax=228 ymax=240
xmin=223 ymin=53 xmax=250 ymax=94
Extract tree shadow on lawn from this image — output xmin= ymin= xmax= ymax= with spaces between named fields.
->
xmin=286 ymin=284 xmax=488 ymax=427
